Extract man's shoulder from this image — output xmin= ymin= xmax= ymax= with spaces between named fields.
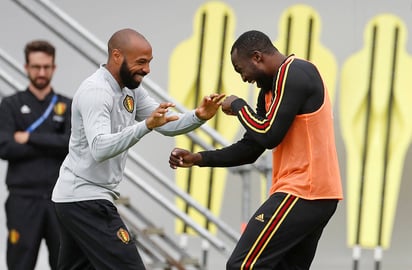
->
xmin=55 ymin=92 xmax=72 ymax=103
xmin=289 ymin=57 xmax=319 ymax=76
xmin=291 ymin=57 xmax=313 ymax=67
xmin=0 ymin=90 xmax=26 ymax=104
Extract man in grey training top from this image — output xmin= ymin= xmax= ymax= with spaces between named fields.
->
xmin=52 ymin=28 xmax=225 ymax=270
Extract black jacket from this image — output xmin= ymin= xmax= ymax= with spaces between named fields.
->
xmin=0 ymin=88 xmax=72 ymax=197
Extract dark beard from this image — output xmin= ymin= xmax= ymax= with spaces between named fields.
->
xmin=29 ymin=77 xmax=50 ymax=90
xmin=119 ymin=60 xmax=141 ymax=89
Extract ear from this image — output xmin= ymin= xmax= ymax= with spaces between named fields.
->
xmin=112 ymin=49 xmax=123 ymax=64
xmin=252 ymin=51 xmax=263 ymax=63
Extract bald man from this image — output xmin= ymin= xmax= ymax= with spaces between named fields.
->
xmin=52 ymin=28 xmax=225 ymax=269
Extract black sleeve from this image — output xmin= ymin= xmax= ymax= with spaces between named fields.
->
xmin=230 ymin=60 xmax=322 ymax=149
xmin=0 ymin=94 xmax=72 ymax=161
xmin=198 ymin=132 xmax=266 ymax=167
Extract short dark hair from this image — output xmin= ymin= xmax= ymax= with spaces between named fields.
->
xmin=24 ymin=40 xmax=55 ymax=64
xmin=231 ymin=30 xmax=277 ymax=57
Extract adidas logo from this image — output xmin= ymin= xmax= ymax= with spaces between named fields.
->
xmin=255 ymin=214 xmax=265 ymax=222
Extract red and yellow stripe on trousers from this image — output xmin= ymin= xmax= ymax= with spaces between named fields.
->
xmin=240 ymin=194 xmax=299 ymax=270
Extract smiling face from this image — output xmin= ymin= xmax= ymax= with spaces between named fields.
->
xmin=231 ymin=48 xmax=273 ymax=91
xmin=106 ymin=29 xmax=153 ymax=89
xmin=118 ymin=38 xmax=152 ymax=89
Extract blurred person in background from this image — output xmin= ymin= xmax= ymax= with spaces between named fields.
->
xmin=0 ymin=40 xmax=72 ymax=270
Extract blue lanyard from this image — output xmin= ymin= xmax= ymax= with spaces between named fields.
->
xmin=26 ymin=94 xmax=58 ymax=133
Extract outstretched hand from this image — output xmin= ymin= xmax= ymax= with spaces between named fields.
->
xmin=146 ymin=102 xmax=179 ymax=130
xmin=195 ymin=93 xmax=226 ymax=120
xmin=169 ymin=147 xmax=201 ymax=169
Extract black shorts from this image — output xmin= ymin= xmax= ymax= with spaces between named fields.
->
xmin=54 ymin=199 xmax=145 ymax=270
xmin=226 ymin=192 xmax=338 ymax=270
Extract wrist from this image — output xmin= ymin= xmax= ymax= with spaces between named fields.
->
xmin=194 ymin=108 xmax=205 ymax=120
xmin=192 ymin=153 xmax=202 ymax=166
xmin=145 ymin=119 xmax=153 ymax=131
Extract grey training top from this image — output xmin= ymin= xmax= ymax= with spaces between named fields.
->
xmin=52 ymin=65 xmax=204 ymax=203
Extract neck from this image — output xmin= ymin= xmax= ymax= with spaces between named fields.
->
xmin=104 ymin=63 xmax=124 ymax=89
xmin=274 ymin=53 xmax=288 ymax=71
xmin=29 ymin=86 xmax=52 ymax=101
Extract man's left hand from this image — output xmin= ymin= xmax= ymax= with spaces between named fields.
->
xmin=195 ymin=93 xmax=226 ymax=120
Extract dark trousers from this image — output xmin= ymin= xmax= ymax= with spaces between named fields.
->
xmin=54 ymin=199 xmax=145 ymax=270
xmin=6 ymin=194 xmax=60 ymax=270
xmin=226 ymin=193 xmax=338 ymax=270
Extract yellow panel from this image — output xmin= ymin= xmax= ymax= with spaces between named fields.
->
xmin=340 ymin=14 xmax=412 ymax=249
xmin=169 ymin=1 xmax=253 ymax=234
xmin=274 ymin=4 xmax=338 ymax=104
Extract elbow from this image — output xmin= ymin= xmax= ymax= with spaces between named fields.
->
xmin=259 ymin=137 xmax=282 ymax=150
xmin=248 ymin=155 xmax=261 ymax=163
xmin=93 ymin=154 xmax=106 ymax=163
xmin=260 ymin=141 xmax=278 ymax=150
xmin=90 ymin=137 xmax=108 ymax=162
xmin=90 ymin=148 xmax=106 ymax=163
xmin=240 ymin=154 xmax=260 ymax=165
xmin=239 ymin=148 xmax=264 ymax=165
xmin=0 ymin=144 xmax=11 ymax=160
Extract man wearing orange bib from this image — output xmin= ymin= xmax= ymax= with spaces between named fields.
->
xmin=169 ymin=30 xmax=343 ymax=270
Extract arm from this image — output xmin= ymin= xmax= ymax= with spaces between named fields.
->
xmin=81 ymin=87 xmax=181 ymax=162
xmin=157 ymin=93 xmax=225 ymax=136
xmin=169 ymin=133 xmax=265 ymax=169
xmin=0 ymin=97 xmax=45 ymax=161
xmin=79 ymin=88 xmax=151 ymax=162
xmin=224 ymin=62 xmax=322 ymax=149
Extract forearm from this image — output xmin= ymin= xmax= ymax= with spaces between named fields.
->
xmin=90 ymin=121 xmax=151 ymax=162
xmin=197 ymin=136 xmax=265 ymax=167
xmin=155 ymin=110 xmax=204 ymax=136
xmin=231 ymin=97 xmax=295 ymax=149
xmin=29 ymin=133 xmax=70 ymax=149
xmin=0 ymin=139 xmax=44 ymax=161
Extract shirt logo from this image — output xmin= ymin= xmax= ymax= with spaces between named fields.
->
xmin=123 ymin=95 xmax=134 ymax=113
xmin=20 ymin=105 xmax=31 ymax=114
xmin=117 ymin=228 xmax=130 ymax=244
xmin=255 ymin=213 xmax=265 ymax=223
xmin=54 ymin=102 xmax=67 ymax=115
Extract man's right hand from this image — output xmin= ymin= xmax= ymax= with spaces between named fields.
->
xmin=14 ymin=131 xmax=29 ymax=144
xmin=145 ymin=102 xmax=179 ymax=130
xmin=169 ymin=147 xmax=201 ymax=169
